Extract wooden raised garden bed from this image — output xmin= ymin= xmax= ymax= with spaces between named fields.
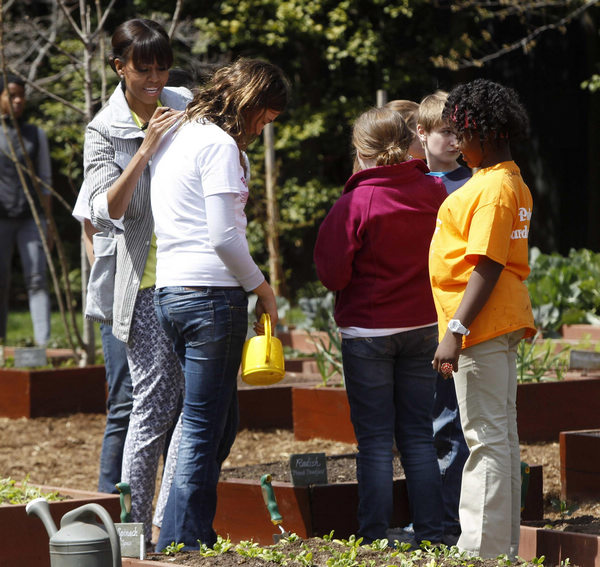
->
xmin=122 ymin=470 xmax=542 ymax=567
xmin=238 ymin=385 xmax=294 ymax=430
xmin=560 ymin=429 xmax=600 ymax=501
xmin=519 ymin=524 xmax=600 ymax=567
xmin=292 ymin=385 xmax=354 ymax=444
xmin=121 ymin=524 xmax=571 ymax=567
xmin=517 ymin=376 xmax=600 ymax=442
xmin=0 ymin=365 xmax=107 ymax=418
xmin=214 ymin=459 xmax=409 ymax=544
xmin=292 ymin=377 xmax=600 ymax=444
xmin=211 ymin=461 xmax=541 ymax=545
xmin=122 ymin=526 xmax=598 ymax=567
xmin=277 ymin=329 xmax=330 ymax=355
xmin=1 ymin=485 xmax=119 ymax=567
xmin=561 ymin=324 xmax=600 ymax=341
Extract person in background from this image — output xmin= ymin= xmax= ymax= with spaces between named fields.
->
xmin=430 ymin=78 xmax=536 ymax=559
xmin=314 ymin=106 xmax=446 ymax=547
xmin=151 ymin=57 xmax=289 ymax=550
xmin=84 ymin=18 xmax=190 ymax=547
xmin=0 ymin=74 xmax=52 ymax=347
xmin=417 ymin=90 xmax=471 ymax=194
xmin=415 ymin=89 xmax=471 ymax=546
xmin=385 ymin=99 xmax=426 ymax=161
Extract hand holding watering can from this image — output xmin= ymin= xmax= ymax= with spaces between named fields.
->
xmin=241 ymin=313 xmax=285 ymax=386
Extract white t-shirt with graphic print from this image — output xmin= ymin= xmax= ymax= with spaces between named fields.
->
xmin=150 ymin=120 xmax=264 ymax=291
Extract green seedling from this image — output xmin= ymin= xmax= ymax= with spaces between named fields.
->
xmin=0 ymin=476 xmax=63 ymax=505
xmin=517 ymin=331 xmax=570 ymax=382
xmin=162 ymin=541 xmax=184 ymax=555
xmin=198 ymin=535 xmax=233 ymax=556
xmin=309 ymin=316 xmax=344 ymax=387
xmin=164 ymin=531 xmax=559 ymax=566
xmin=551 ymin=498 xmax=580 ymax=521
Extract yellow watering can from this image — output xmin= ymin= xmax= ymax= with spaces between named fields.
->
xmin=241 ymin=313 xmax=285 ymax=386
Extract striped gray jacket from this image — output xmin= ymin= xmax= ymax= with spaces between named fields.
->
xmin=85 ymin=84 xmax=192 ymax=342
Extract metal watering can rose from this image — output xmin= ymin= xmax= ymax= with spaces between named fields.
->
xmin=26 ymin=497 xmax=121 ymax=567
xmin=241 ymin=313 xmax=285 ymax=386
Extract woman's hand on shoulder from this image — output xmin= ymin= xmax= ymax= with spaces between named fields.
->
xmin=140 ymin=106 xmax=184 ymax=156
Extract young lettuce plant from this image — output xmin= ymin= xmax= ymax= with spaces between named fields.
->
xmin=517 ymin=331 xmax=570 ymax=382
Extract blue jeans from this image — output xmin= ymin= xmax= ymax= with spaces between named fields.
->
xmin=342 ymin=326 xmax=443 ymax=544
xmin=98 ymin=323 xmax=133 ymax=493
xmin=0 ymin=218 xmax=50 ymax=345
xmin=154 ymin=286 xmax=248 ymax=550
xmin=432 ymin=374 xmax=469 ymax=539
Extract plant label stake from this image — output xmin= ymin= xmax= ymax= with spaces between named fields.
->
xmin=115 ymin=482 xmax=145 ymax=559
xmin=14 ymin=346 xmax=47 ymax=367
xmin=289 ymin=452 xmax=328 ymax=486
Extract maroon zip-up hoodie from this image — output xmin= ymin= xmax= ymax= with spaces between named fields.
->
xmin=314 ymin=159 xmax=447 ymax=329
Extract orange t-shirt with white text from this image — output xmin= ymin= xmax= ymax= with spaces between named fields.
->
xmin=429 ymin=161 xmax=536 ymax=348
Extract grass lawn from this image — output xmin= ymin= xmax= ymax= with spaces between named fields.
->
xmin=5 ymin=310 xmax=103 ymax=352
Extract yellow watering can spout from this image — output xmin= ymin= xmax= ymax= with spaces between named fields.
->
xmin=241 ymin=313 xmax=285 ymax=386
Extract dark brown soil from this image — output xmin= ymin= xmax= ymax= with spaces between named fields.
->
xmin=220 ymin=454 xmax=404 ymax=483
xmin=1 ymin=413 xmax=599 ymax=566
xmin=144 ymin=537 xmax=534 ymax=566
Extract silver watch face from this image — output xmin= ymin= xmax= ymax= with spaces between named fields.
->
xmin=449 ymin=319 xmax=466 ymax=334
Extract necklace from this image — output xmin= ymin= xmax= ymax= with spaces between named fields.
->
xmin=129 ymin=100 xmax=162 ymax=131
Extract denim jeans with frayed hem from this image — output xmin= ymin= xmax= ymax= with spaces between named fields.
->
xmin=342 ymin=326 xmax=443 ymax=545
xmin=154 ymin=286 xmax=248 ymax=550
xmin=98 ymin=323 xmax=132 ymax=494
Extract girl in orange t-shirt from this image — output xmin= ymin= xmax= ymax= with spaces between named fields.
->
xmin=428 ymin=79 xmax=536 ymax=560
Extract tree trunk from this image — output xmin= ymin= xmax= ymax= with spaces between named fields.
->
xmin=263 ymin=123 xmax=286 ymax=297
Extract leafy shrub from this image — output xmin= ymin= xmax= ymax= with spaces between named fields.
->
xmin=527 ymin=247 xmax=600 ymax=334
xmin=298 ymin=294 xmax=344 ymax=386
xmin=297 ymin=292 xmax=335 ymax=331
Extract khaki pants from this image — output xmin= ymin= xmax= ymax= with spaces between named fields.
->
xmin=453 ymin=330 xmax=524 ymax=559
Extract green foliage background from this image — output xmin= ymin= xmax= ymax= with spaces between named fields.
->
xmin=3 ymin=0 xmax=599 ymax=306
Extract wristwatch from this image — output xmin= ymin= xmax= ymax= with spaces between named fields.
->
xmin=448 ymin=319 xmax=470 ymax=336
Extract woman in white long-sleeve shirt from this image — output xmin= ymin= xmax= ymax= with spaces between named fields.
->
xmin=84 ymin=18 xmax=189 ymax=546
xmin=150 ymin=57 xmax=289 ymax=550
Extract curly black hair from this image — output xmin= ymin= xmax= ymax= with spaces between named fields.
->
xmin=442 ymin=79 xmax=530 ymax=143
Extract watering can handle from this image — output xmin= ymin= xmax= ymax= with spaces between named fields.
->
xmin=261 ymin=313 xmax=272 ymax=364
xmin=60 ymin=503 xmax=122 ymax=567
xmin=260 ymin=473 xmax=283 ymax=525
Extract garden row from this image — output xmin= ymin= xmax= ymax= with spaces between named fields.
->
xmin=4 ymin=325 xmax=600 ymax=566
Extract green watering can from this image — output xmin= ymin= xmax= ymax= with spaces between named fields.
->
xmin=26 ymin=497 xmax=122 ymax=567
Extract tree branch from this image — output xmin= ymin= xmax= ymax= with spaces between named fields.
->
xmin=169 ymin=0 xmax=185 ymax=39
xmin=6 ymin=65 xmax=86 ymax=115
xmin=459 ymin=0 xmax=600 ymax=68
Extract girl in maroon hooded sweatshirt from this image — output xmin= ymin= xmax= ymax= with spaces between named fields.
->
xmin=314 ymin=106 xmax=447 ymax=547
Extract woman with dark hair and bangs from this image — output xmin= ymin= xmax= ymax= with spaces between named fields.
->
xmin=150 ymin=57 xmax=289 ymax=549
xmin=84 ymin=18 xmax=191 ymax=547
